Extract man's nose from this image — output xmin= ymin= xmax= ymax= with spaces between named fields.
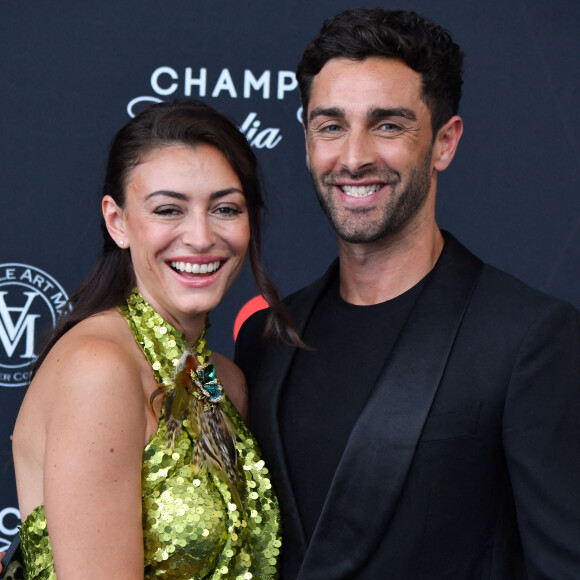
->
xmin=340 ymin=129 xmax=377 ymax=172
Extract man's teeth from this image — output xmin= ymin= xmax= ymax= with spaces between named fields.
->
xmin=341 ymin=184 xmax=382 ymax=197
xmin=170 ymin=260 xmax=221 ymax=274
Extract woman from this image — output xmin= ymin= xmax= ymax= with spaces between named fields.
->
xmin=11 ymin=100 xmax=294 ymax=579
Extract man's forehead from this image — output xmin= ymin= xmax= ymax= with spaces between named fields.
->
xmin=308 ymin=57 xmax=426 ymax=117
xmin=314 ymin=55 xmax=417 ymax=80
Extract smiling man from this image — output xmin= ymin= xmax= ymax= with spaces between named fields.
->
xmin=235 ymin=9 xmax=580 ymax=579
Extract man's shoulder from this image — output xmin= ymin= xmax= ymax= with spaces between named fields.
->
xmin=439 ymin=242 xmax=578 ymax=346
xmin=474 ymin=262 xmax=580 ymax=332
xmin=445 ymin=232 xmax=577 ymax=314
xmin=233 ymin=264 xmax=336 ymax=380
xmin=242 ymin=259 xmax=339 ymax=334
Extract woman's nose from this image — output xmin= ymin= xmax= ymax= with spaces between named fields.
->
xmin=181 ymin=214 xmax=216 ymax=251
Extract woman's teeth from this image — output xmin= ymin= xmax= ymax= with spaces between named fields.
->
xmin=170 ymin=260 xmax=221 ymax=274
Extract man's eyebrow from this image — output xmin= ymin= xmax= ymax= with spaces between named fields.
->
xmin=145 ymin=188 xmax=243 ymax=201
xmin=308 ymin=107 xmax=344 ymax=123
xmin=308 ymin=106 xmax=417 ymax=124
xmin=368 ymin=107 xmax=417 ymax=121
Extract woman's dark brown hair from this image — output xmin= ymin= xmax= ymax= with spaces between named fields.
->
xmin=34 ymin=100 xmax=299 ymax=372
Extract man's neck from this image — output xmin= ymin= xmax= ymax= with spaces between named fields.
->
xmin=337 ymin=224 xmax=444 ymax=305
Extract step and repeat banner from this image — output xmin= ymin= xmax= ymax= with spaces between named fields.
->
xmin=1 ymin=1 xmax=578 ymax=549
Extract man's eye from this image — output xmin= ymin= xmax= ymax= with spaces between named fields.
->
xmin=322 ymin=124 xmax=342 ymax=133
xmin=380 ymin=122 xmax=402 ymax=132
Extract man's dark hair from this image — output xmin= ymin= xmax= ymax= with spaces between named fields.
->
xmin=296 ymin=8 xmax=464 ymax=135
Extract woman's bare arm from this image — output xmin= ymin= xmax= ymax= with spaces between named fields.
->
xmin=14 ymin=318 xmax=149 ymax=580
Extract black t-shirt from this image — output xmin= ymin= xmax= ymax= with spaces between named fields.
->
xmin=279 ymin=274 xmax=426 ymax=540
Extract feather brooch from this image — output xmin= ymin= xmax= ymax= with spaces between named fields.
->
xmin=155 ymin=332 xmax=242 ymax=509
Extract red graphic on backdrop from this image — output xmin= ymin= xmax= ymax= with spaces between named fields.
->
xmin=233 ymin=295 xmax=268 ymax=341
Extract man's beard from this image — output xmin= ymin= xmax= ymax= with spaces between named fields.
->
xmin=311 ymin=149 xmax=433 ymax=244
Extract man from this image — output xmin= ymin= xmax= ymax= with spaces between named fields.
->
xmin=235 ymin=8 xmax=580 ymax=580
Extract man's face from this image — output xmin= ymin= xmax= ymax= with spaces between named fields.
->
xmin=304 ymin=57 xmax=437 ymax=244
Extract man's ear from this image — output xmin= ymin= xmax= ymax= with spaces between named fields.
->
xmin=432 ymin=115 xmax=463 ymax=172
xmin=102 ymin=195 xmax=129 ymax=249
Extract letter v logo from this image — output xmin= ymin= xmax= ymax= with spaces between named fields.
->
xmin=0 ymin=291 xmax=40 ymax=359
xmin=0 ymin=263 xmax=68 ymax=387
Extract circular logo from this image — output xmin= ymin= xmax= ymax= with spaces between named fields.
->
xmin=0 ymin=263 xmax=69 ymax=387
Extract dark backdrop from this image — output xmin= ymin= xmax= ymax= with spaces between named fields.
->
xmin=1 ymin=0 xmax=578 ymax=550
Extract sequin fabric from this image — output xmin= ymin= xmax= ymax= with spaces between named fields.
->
xmin=20 ymin=504 xmax=55 ymax=580
xmin=18 ymin=290 xmax=281 ymax=579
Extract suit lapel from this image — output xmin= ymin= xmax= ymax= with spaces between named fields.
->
xmin=249 ymin=261 xmax=340 ymax=572
xmin=298 ymin=235 xmax=483 ymax=579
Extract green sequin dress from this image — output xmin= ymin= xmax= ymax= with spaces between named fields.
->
xmin=19 ymin=290 xmax=281 ymax=579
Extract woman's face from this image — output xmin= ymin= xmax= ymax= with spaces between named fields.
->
xmin=108 ymin=144 xmax=250 ymax=335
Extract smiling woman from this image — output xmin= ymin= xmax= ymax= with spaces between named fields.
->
xmin=102 ymin=144 xmax=251 ymax=335
xmin=9 ymin=101 xmax=295 ymax=580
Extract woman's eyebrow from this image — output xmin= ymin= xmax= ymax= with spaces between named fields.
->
xmin=145 ymin=190 xmax=187 ymax=201
xmin=145 ymin=187 xmax=243 ymax=201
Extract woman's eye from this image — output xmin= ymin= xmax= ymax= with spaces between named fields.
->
xmin=215 ymin=206 xmax=243 ymax=217
xmin=154 ymin=206 xmax=181 ymax=216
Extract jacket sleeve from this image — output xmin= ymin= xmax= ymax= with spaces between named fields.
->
xmin=503 ymin=300 xmax=580 ymax=578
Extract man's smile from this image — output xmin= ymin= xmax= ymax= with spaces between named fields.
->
xmin=339 ymin=184 xmax=382 ymax=198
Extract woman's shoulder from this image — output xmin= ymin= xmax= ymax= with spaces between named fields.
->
xmin=31 ymin=309 xmax=145 ymax=401
xmin=48 ymin=309 xmax=136 ymax=365
xmin=63 ymin=307 xmax=131 ymax=344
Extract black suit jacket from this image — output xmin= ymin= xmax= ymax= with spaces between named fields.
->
xmin=235 ymin=234 xmax=580 ymax=579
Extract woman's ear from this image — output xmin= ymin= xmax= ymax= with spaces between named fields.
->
xmin=432 ymin=115 xmax=463 ymax=172
xmin=102 ymin=195 xmax=129 ymax=249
